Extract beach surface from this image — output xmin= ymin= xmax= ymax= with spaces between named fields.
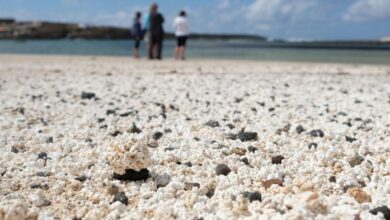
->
xmin=0 ymin=55 xmax=389 ymax=220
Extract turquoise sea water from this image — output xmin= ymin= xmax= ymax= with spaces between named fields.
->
xmin=1 ymin=39 xmax=390 ymax=65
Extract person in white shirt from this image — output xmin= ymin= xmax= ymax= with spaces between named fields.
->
xmin=173 ymin=11 xmax=189 ymax=60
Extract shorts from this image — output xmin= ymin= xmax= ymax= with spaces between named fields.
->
xmin=134 ymin=39 xmax=141 ymax=49
xmin=177 ymin=36 xmax=188 ymax=47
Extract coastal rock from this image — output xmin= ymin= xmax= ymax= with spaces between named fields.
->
xmin=129 ymin=123 xmax=142 ymax=134
xmin=346 ymin=136 xmax=358 ymax=143
xmin=215 ymin=164 xmax=231 ymax=176
xmin=81 ymin=91 xmax=96 ymax=100
xmin=247 ymin=146 xmax=258 ymax=153
xmin=227 ymin=130 xmax=258 ymax=142
xmin=370 ymin=206 xmax=390 ymax=220
xmin=184 ymin=182 xmax=200 ymax=191
xmin=113 ymin=192 xmax=128 ymax=206
xmin=205 ymin=120 xmax=220 ymax=128
xmin=113 ymin=169 xmax=149 ymax=181
xmin=153 ymin=132 xmax=163 ymax=141
xmin=271 ymin=155 xmax=285 ymax=164
xmin=348 ymin=156 xmax=364 ymax=167
xmin=309 ymin=129 xmax=325 ymax=138
xmin=242 ymin=191 xmax=262 ymax=202
xmin=296 ymin=125 xmax=305 ymax=134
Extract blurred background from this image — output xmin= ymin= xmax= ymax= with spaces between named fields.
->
xmin=1 ymin=0 xmax=390 ymax=64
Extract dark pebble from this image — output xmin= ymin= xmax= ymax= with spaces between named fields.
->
xmin=46 ymin=137 xmax=53 ymax=144
xmin=205 ymin=120 xmax=220 ymax=128
xmin=248 ymin=146 xmax=258 ymax=153
xmin=349 ymin=156 xmax=364 ymax=167
xmin=164 ymin=128 xmax=172 ymax=133
xmin=309 ymin=129 xmax=325 ymax=137
xmin=226 ymin=123 xmax=235 ymax=129
xmin=75 ymin=176 xmax=87 ymax=182
xmin=240 ymin=157 xmax=250 ymax=165
xmin=11 ymin=146 xmax=19 ymax=153
xmin=268 ymin=107 xmax=275 ymax=112
xmin=98 ymin=118 xmax=105 ymax=123
xmin=119 ymin=112 xmax=131 ymax=117
xmin=271 ymin=155 xmax=285 ymax=164
xmin=110 ymin=130 xmax=122 ymax=137
xmin=184 ymin=182 xmax=200 ymax=191
xmin=30 ymin=183 xmax=49 ymax=190
xmin=370 ymin=206 xmax=390 ymax=220
xmin=106 ymin=109 xmax=116 ymax=115
xmin=37 ymin=152 xmax=49 ymax=161
xmin=113 ymin=192 xmax=128 ymax=206
xmin=215 ymin=164 xmax=231 ymax=176
xmin=113 ymin=169 xmax=149 ymax=181
xmin=296 ymin=125 xmax=305 ymax=134
xmin=129 ymin=123 xmax=142 ymax=134
xmin=308 ymin=142 xmax=318 ymax=149
xmin=343 ymin=121 xmax=352 ymax=127
xmin=81 ymin=92 xmax=96 ymax=100
xmin=184 ymin=162 xmax=193 ymax=167
xmin=346 ymin=136 xmax=358 ymax=143
xmin=153 ymin=132 xmax=164 ymax=141
xmin=16 ymin=107 xmax=25 ymax=115
xmin=329 ymin=176 xmax=336 ymax=183
xmin=230 ymin=130 xmax=258 ymax=142
xmin=36 ymin=172 xmax=50 ymax=177
xmin=206 ymin=188 xmax=215 ymax=198
xmin=338 ymin=112 xmax=348 ymax=116
xmin=238 ymin=131 xmax=258 ymax=142
xmin=242 ymin=191 xmax=262 ymax=202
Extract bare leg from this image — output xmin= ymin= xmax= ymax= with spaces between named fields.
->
xmin=153 ymin=44 xmax=158 ymax=59
xmin=133 ymin=48 xmax=140 ymax=58
xmin=175 ymin=47 xmax=179 ymax=60
xmin=181 ymin=46 xmax=186 ymax=60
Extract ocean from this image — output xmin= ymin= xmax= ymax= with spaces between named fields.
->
xmin=1 ymin=39 xmax=390 ymax=65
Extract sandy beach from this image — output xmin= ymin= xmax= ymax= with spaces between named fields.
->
xmin=0 ymin=55 xmax=389 ymax=220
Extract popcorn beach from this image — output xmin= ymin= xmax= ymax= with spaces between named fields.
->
xmin=0 ymin=55 xmax=389 ymax=220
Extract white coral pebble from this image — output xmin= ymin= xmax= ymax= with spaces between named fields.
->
xmin=108 ymin=134 xmax=151 ymax=174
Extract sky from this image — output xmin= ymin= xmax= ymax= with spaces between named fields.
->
xmin=0 ymin=0 xmax=390 ymax=40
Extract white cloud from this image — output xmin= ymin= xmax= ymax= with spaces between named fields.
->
xmin=344 ymin=0 xmax=390 ymax=21
xmin=217 ymin=0 xmax=230 ymax=10
xmin=246 ymin=0 xmax=318 ymax=21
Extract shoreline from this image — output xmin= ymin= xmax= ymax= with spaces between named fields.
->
xmin=1 ymin=54 xmax=390 ymax=71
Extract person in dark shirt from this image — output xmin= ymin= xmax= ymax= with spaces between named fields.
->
xmin=149 ymin=3 xmax=165 ymax=60
xmin=132 ymin=12 xmax=142 ymax=58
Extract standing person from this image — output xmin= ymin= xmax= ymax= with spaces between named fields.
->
xmin=173 ymin=11 xmax=189 ymax=60
xmin=149 ymin=3 xmax=165 ymax=60
xmin=132 ymin=12 xmax=142 ymax=58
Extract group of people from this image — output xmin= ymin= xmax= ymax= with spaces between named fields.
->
xmin=132 ymin=3 xmax=189 ymax=60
